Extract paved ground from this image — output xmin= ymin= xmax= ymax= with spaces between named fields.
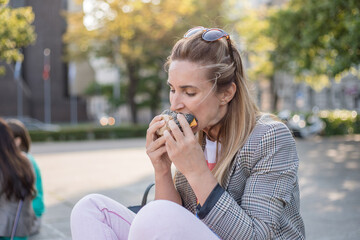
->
xmin=27 ymin=135 xmax=360 ymax=240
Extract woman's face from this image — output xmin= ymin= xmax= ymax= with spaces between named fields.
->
xmin=168 ymin=60 xmax=228 ymax=134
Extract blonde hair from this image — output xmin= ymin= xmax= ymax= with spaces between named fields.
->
xmin=166 ymin=29 xmax=259 ymax=186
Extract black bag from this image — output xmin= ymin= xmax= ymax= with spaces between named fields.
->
xmin=128 ymin=183 xmax=155 ymax=213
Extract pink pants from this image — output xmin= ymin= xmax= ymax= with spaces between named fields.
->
xmin=70 ymin=194 xmax=220 ymax=240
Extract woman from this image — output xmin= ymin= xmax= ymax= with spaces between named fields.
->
xmin=71 ymin=27 xmax=305 ymax=239
xmin=7 ymin=119 xmax=45 ymax=235
xmin=0 ymin=118 xmax=37 ymax=240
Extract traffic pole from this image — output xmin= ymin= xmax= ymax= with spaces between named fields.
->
xmin=68 ymin=62 xmax=78 ymax=125
xmin=43 ymin=48 xmax=51 ymax=124
xmin=14 ymin=60 xmax=23 ymax=119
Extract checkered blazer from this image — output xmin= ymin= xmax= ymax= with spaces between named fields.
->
xmin=174 ymin=114 xmax=305 ymax=239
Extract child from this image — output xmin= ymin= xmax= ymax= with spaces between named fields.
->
xmin=0 ymin=118 xmax=37 ymax=240
xmin=6 ymin=119 xmax=45 ymax=238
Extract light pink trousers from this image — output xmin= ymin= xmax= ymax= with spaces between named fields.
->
xmin=70 ymin=194 xmax=220 ymax=240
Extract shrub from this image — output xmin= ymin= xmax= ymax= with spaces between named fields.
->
xmin=319 ymin=110 xmax=359 ymax=136
xmin=29 ymin=125 xmax=148 ymax=142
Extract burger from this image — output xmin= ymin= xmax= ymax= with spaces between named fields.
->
xmin=156 ymin=109 xmax=198 ymax=136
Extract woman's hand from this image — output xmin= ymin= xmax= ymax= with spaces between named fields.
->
xmin=163 ymin=114 xmax=208 ymax=178
xmin=146 ymin=115 xmax=182 ymax=204
xmin=146 ymin=115 xmax=172 ymax=175
xmin=164 ymin=114 xmax=218 ymax=205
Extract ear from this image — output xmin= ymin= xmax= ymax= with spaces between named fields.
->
xmin=14 ymin=137 xmax=22 ymax=148
xmin=220 ymin=82 xmax=236 ymax=104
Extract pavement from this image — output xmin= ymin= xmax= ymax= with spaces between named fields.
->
xmin=27 ymin=135 xmax=360 ymax=240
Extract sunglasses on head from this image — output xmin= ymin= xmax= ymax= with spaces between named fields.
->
xmin=184 ymin=26 xmax=235 ymax=63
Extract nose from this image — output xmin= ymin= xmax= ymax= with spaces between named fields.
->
xmin=170 ymin=93 xmax=185 ymax=112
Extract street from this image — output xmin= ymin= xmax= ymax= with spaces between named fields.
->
xmin=29 ymin=135 xmax=360 ymax=240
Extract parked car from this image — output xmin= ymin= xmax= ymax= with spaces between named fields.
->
xmin=4 ymin=116 xmax=61 ymax=132
xmin=278 ymin=110 xmax=324 ymax=138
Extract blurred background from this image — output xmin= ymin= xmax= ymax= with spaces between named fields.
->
xmin=1 ymin=0 xmax=359 ymax=140
xmin=1 ymin=1 xmax=360 ymax=239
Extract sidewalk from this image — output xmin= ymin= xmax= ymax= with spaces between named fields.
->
xmin=30 ymin=138 xmax=151 ymax=240
xmin=28 ymin=136 xmax=360 ymax=240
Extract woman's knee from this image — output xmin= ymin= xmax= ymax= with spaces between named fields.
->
xmin=138 ymin=200 xmax=184 ymax=220
xmin=129 ymin=200 xmax=219 ymax=240
xmin=71 ymin=194 xmax=106 ymax=220
xmin=129 ymin=200 xmax=187 ymax=236
xmin=71 ymin=194 xmax=135 ymax=239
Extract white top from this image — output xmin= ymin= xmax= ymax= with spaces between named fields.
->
xmin=204 ymin=137 xmax=221 ymax=170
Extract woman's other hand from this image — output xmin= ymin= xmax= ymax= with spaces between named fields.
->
xmin=146 ymin=115 xmax=182 ymax=204
xmin=146 ymin=115 xmax=172 ymax=175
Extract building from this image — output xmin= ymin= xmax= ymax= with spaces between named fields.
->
xmin=274 ymin=72 xmax=360 ymax=112
xmin=0 ymin=0 xmax=88 ymax=123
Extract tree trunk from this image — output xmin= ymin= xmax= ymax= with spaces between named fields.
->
xmin=308 ymin=87 xmax=314 ymax=111
xmin=126 ymin=62 xmax=139 ymax=124
xmin=150 ymin=78 xmax=163 ymax=118
xmin=270 ymin=76 xmax=278 ymax=112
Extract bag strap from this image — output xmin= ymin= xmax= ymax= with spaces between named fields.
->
xmin=141 ymin=183 xmax=155 ymax=206
xmin=11 ymin=200 xmax=24 ymax=240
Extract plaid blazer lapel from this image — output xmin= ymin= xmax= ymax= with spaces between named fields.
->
xmin=221 ymin=155 xmax=237 ymax=189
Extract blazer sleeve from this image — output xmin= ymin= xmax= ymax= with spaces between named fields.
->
xmin=200 ymin=122 xmax=300 ymax=240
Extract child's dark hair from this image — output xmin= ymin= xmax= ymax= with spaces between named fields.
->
xmin=7 ymin=119 xmax=31 ymax=153
xmin=0 ymin=118 xmax=35 ymax=200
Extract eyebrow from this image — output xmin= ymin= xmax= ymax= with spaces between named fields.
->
xmin=167 ymin=81 xmax=199 ymax=90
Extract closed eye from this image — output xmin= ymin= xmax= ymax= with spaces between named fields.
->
xmin=168 ymin=81 xmax=197 ymax=97
xmin=167 ymin=81 xmax=198 ymax=97
xmin=169 ymin=89 xmax=195 ymax=97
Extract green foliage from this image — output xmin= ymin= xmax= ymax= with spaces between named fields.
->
xmin=278 ymin=109 xmax=359 ymax=136
xmin=29 ymin=124 xmax=148 ymax=142
xmin=85 ymin=81 xmax=128 ymax=107
xmin=0 ymin=0 xmax=36 ymax=74
xmin=229 ymin=2 xmax=279 ymax=110
xmin=63 ymin=0 xmax=226 ymax=122
xmin=269 ymin=0 xmax=360 ymax=89
xmin=234 ymin=6 xmax=275 ymax=82
xmin=319 ymin=110 xmax=360 ymax=136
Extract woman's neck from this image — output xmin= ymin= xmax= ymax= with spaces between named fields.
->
xmin=203 ymin=104 xmax=228 ymax=142
xmin=203 ymin=124 xmax=221 ymax=142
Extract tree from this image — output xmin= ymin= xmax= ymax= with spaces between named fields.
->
xmin=0 ymin=0 xmax=36 ymax=75
xmin=269 ymin=0 xmax=360 ymax=90
xmin=231 ymin=3 xmax=277 ymax=110
xmin=63 ymin=0 xmax=225 ymax=123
